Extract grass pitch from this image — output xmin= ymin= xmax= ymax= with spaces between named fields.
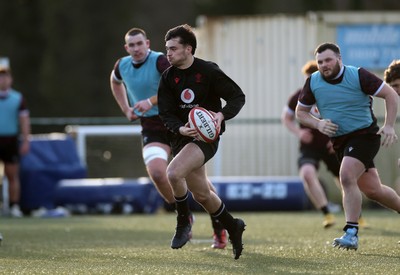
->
xmin=0 ymin=210 xmax=400 ymax=274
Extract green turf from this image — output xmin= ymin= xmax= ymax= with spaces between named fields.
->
xmin=0 ymin=210 xmax=400 ymax=274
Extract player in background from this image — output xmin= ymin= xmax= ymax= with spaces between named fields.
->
xmin=158 ymin=24 xmax=246 ymax=259
xmin=296 ymin=42 xmax=400 ymax=250
xmin=282 ymin=60 xmax=341 ymax=228
xmin=384 ymin=59 xmax=400 ymax=168
xmin=109 ymin=28 xmax=228 ymax=249
xmin=0 ymin=60 xmax=30 ymax=218
xmin=282 ymin=60 xmax=368 ymax=229
xmin=384 ymin=59 xmax=400 ymax=97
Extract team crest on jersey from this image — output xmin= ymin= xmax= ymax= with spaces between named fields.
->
xmin=195 ymin=73 xmax=202 ymax=83
xmin=181 ymin=88 xmax=195 ymax=103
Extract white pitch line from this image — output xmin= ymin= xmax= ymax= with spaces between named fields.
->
xmin=190 ymin=239 xmax=214 ymax=244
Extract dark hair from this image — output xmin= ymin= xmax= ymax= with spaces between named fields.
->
xmin=125 ymin=28 xmax=147 ymax=39
xmin=314 ymin=42 xmax=341 ymax=56
xmin=301 ymin=60 xmax=318 ymax=75
xmin=165 ymin=24 xmax=197 ymax=55
xmin=384 ymin=59 xmax=400 ymax=83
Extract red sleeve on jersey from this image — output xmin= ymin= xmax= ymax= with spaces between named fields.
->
xmin=298 ymin=77 xmax=316 ymax=106
xmin=358 ymin=67 xmax=384 ymax=95
xmin=113 ymin=59 xmax=122 ymax=80
xmin=19 ymin=96 xmax=28 ymax=111
xmin=156 ymin=55 xmax=170 ymax=74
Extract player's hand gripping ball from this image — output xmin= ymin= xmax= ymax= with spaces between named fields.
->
xmin=188 ymin=107 xmax=219 ymax=143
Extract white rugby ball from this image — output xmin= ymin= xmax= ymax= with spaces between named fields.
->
xmin=188 ymin=107 xmax=219 ymax=143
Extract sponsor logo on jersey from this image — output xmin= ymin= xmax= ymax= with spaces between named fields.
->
xmin=181 ymin=88 xmax=195 ymax=103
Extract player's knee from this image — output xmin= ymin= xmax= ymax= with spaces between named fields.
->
xmin=299 ymin=166 xmax=316 ymax=182
xmin=166 ymin=167 xmax=180 ymax=184
xmin=301 ymin=172 xmax=315 ymax=183
xmin=339 ymin=171 xmax=356 ymax=187
xmin=149 ymin=169 xmax=166 ymax=184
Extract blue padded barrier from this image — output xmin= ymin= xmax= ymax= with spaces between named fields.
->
xmin=19 ymin=134 xmax=87 ymax=211
xmin=189 ymin=176 xmax=311 ymax=212
xmin=53 ymin=176 xmax=310 ymax=213
xmin=54 ymin=178 xmax=163 ymax=214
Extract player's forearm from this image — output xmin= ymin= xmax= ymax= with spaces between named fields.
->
xmin=148 ymin=95 xmax=157 ymax=106
xmin=281 ymin=112 xmax=301 ymax=137
xmin=384 ymin=90 xmax=398 ymax=127
xmin=295 ymin=110 xmax=319 ymax=130
xmin=111 ymin=83 xmax=131 ymax=114
xmin=19 ymin=115 xmax=31 ymax=141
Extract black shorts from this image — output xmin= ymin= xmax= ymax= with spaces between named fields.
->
xmin=170 ymin=135 xmax=219 ymax=165
xmin=139 ymin=116 xmax=171 ymax=147
xmin=0 ymin=136 xmax=19 ymax=163
xmin=334 ymin=133 xmax=380 ymax=169
xmin=298 ymin=146 xmax=340 ymax=177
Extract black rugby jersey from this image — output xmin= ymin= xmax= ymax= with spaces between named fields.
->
xmin=158 ymin=57 xmax=245 ymax=135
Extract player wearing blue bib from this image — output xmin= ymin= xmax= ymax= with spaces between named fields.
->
xmin=296 ymin=42 xmax=400 ymax=250
xmin=0 ymin=64 xmax=31 ymax=218
xmin=110 ymin=28 xmax=227 ymax=249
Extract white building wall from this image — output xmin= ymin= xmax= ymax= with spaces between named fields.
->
xmin=195 ymin=15 xmax=318 ymax=177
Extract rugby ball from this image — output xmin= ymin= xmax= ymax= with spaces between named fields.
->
xmin=188 ymin=107 xmax=219 ymax=143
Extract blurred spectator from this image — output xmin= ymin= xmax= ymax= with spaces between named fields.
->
xmin=384 ymin=60 xmax=400 ymax=170
xmin=0 ymin=58 xmax=31 ymax=217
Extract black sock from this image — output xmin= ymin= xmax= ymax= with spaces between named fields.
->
xmin=175 ymin=192 xmax=191 ymax=225
xmin=175 ymin=192 xmax=190 ymax=215
xmin=343 ymin=222 xmax=359 ymax=235
xmin=321 ymin=205 xmax=330 ymax=215
xmin=211 ymin=203 xmax=236 ymax=234
xmin=210 ymin=215 xmax=224 ymax=232
xmin=164 ymin=201 xmax=176 ymax=212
